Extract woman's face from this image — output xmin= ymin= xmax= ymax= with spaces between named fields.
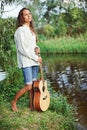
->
xmin=22 ymin=9 xmax=32 ymax=24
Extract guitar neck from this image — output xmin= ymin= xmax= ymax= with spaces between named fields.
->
xmin=40 ymin=63 xmax=44 ymax=81
xmin=35 ymin=50 xmax=44 ymax=82
xmin=38 ymin=55 xmax=44 ymax=82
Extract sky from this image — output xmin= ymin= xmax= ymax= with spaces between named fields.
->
xmin=1 ymin=3 xmax=23 ymax=18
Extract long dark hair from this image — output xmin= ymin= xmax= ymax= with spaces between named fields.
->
xmin=16 ymin=8 xmax=38 ymax=41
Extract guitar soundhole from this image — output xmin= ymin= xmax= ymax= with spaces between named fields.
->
xmin=42 ymin=86 xmax=45 ymax=92
xmin=43 ymin=96 xmax=47 ymax=100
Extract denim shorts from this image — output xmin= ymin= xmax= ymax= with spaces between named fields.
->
xmin=22 ymin=66 xmax=39 ymax=85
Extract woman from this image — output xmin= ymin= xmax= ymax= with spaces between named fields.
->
xmin=11 ymin=8 xmax=42 ymax=112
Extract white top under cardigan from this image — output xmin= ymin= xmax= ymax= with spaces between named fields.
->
xmin=14 ymin=24 xmax=39 ymax=68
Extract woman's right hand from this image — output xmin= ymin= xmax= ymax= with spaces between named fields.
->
xmin=38 ymin=57 xmax=42 ymax=63
xmin=35 ymin=47 xmax=40 ymax=55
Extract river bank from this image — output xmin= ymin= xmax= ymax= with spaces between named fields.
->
xmin=0 ymin=82 xmax=76 ymax=130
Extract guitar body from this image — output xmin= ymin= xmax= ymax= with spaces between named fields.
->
xmin=33 ymin=79 xmax=50 ymax=111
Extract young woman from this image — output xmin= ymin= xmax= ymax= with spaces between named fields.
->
xmin=11 ymin=8 xmax=42 ymax=112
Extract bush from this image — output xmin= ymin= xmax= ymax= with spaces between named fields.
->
xmin=43 ymin=24 xmax=55 ymax=38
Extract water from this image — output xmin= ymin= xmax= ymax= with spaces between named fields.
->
xmin=0 ymin=70 xmax=6 ymax=81
xmin=42 ymin=54 xmax=87 ymax=129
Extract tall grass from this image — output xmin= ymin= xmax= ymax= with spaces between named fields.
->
xmin=38 ymin=36 xmax=87 ymax=54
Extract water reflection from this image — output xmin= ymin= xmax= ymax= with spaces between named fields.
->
xmin=42 ymin=54 xmax=87 ymax=129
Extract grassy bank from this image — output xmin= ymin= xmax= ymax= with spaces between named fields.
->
xmin=0 ymin=64 xmax=77 ymax=130
xmin=0 ymin=91 xmax=76 ymax=130
xmin=38 ymin=36 xmax=87 ymax=54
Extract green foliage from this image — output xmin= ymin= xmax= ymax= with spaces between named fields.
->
xmin=43 ymin=24 xmax=55 ymax=38
xmin=50 ymin=92 xmax=75 ymax=116
xmin=0 ymin=18 xmax=16 ymax=51
xmin=38 ymin=34 xmax=47 ymax=42
xmin=56 ymin=16 xmax=67 ymax=36
xmin=0 ymin=63 xmax=24 ymax=102
xmin=69 ymin=7 xmax=87 ymax=35
xmin=0 ymin=17 xmax=16 ymax=69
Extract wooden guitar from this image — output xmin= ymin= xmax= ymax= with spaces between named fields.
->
xmin=33 ymin=60 xmax=50 ymax=111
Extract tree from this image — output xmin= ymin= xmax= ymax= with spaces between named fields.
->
xmin=40 ymin=0 xmax=63 ymax=24
xmin=0 ymin=0 xmax=87 ymax=37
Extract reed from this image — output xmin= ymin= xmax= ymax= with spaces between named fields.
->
xmin=38 ymin=36 xmax=87 ymax=54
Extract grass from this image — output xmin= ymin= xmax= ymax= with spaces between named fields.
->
xmin=0 ymin=90 xmax=77 ymax=130
xmin=0 ymin=107 xmax=61 ymax=130
xmin=38 ymin=36 xmax=87 ymax=54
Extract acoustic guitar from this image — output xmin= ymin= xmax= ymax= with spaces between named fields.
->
xmin=33 ymin=57 xmax=50 ymax=111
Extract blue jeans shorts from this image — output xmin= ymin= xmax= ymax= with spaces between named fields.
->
xmin=22 ymin=66 xmax=39 ymax=85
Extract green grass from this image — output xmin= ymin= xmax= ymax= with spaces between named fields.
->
xmin=38 ymin=36 xmax=87 ymax=54
xmin=0 ymin=92 xmax=77 ymax=130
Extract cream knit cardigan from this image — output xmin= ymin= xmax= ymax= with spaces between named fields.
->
xmin=14 ymin=24 xmax=39 ymax=68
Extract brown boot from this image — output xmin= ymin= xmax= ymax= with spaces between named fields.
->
xmin=11 ymin=85 xmax=32 ymax=112
xmin=29 ymin=88 xmax=34 ymax=110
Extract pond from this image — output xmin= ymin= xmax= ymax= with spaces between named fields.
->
xmin=42 ymin=54 xmax=87 ymax=130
